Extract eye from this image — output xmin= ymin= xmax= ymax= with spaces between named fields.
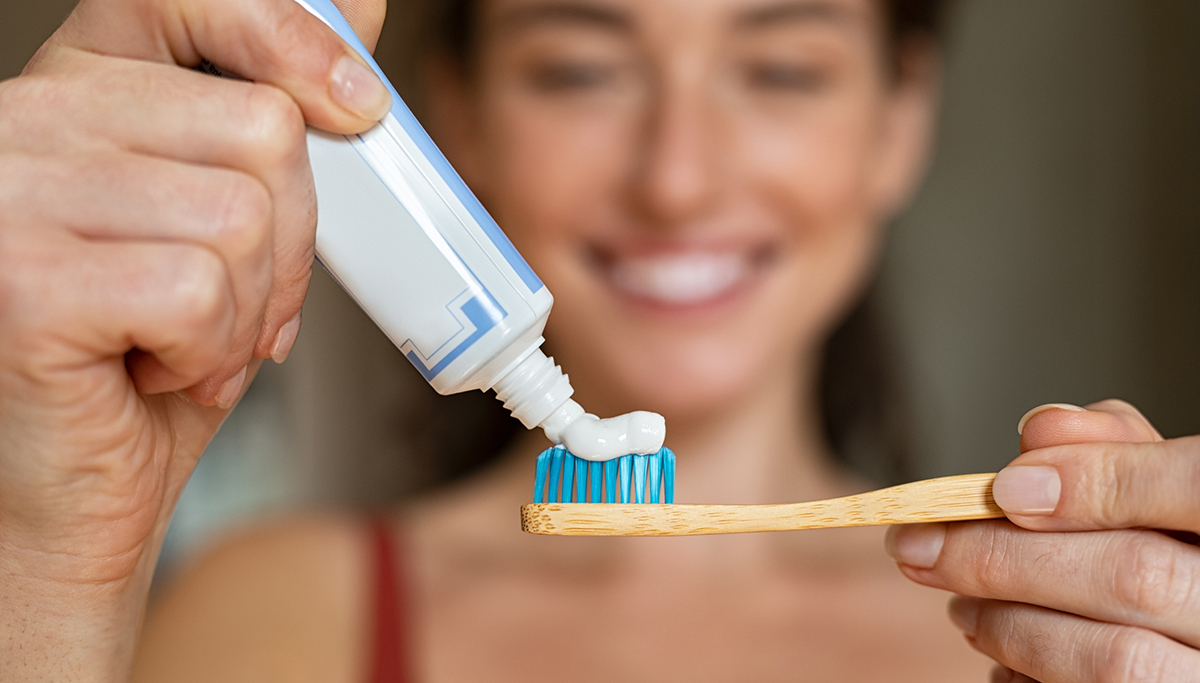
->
xmin=744 ymin=62 xmax=827 ymax=93
xmin=526 ymin=61 xmax=618 ymax=92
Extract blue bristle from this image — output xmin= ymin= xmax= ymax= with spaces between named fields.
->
xmin=589 ymin=460 xmax=602 ymax=502
xmin=547 ymin=448 xmax=564 ymax=503
xmin=618 ymin=455 xmax=632 ymax=503
xmin=604 ymin=458 xmax=618 ymax=503
xmin=647 ymin=452 xmax=661 ymax=504
xmin=633 ymin=454 xmax=647 ymax=503
xmin=561 ymin=452 xmax=576 ymax=502
xmin=574 ymin=458 xmax=587 ymax=503
xmin=663 ymin=448 xmax=675 ymax=504
xmin=534 ymin=450 xmax=549 ymax=503
xmin=532 ymin=446 xmax=676 ymax=504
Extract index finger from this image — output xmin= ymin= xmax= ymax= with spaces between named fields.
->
xmin=43 ymin=0 xmax=391 ymax=132
xmin=1017 ymin=399 xmax=1163 ymax=452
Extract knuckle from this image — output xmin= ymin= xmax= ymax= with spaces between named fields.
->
xmin=271 ymin=3 xmax=315 ymax=50
xmin=213 ymin=172 xmax=273 ymax=261
xmin=1022 ymin=633 xmax=1058 ymax=682
xmin=0 ymin=76 xmax=58 ymax=128
xmin=971 ymin=524 xmax=1023 ymax=593
xmin=0 ymin=231 xmax=44 ymax=326
xmin=1101 ymin=628 xmax=1169 ymax=683
xmin=1097 ymin=447 xmax=1129 ymax=527
xmin=1111 ymin=535 xmax=1192 ymax=619
xmin=273 ymin=266 xmax=314 ymax=320
xmin=982 ymin=604 xmax=1054 ymax=681
xmin=0 ymin=177 xmax=23 ymax=229
xmin=171 ymin=248 xmax=230 ymax=329
xmin=277 ymin=238 xmax=316 ymax=288
xmin=241 ymin=84 xmax=307 ymax=166
xmin=1170 ymin=436 xmax=1200 ymax=493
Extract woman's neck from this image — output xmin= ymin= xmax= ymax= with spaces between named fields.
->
xmin=661 ymin=351 xmax=850 ymax=506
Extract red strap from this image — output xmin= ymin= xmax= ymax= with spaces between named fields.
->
xmin=368 ymin=517 xmax=407 ymax=683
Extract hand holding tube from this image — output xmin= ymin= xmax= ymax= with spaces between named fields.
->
xmin=0 ymin=0 xmax=386 ymax=678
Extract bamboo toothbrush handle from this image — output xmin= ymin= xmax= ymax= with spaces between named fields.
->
xmin=521 ymin=473 xmax=1002 ymax=536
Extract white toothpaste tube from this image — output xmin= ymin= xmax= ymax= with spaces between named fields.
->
xmin=294 ymin=0 xmax=664 ymax=460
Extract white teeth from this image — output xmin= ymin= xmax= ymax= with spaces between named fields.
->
xmin=609 ymin=252 xmax=748 ymax=304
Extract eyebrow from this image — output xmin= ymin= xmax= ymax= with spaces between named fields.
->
xmin=734 ymin=1 xmax=853 ymax=29
xmin=498 ymin=2 xmax=631 ymax=34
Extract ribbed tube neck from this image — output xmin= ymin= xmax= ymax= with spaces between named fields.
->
xmin=491 ymin=347 xmax=574 ymax=430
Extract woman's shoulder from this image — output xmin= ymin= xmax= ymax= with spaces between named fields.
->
xmin=133 ymin=512 xmax=380 ymax=683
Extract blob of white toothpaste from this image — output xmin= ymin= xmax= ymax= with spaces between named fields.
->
xmin=539 ymin=399 xmax=666 ymax=461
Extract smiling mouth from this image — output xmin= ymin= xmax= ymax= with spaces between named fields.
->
xmin=590 ymin=244 xmax=779 ymax=308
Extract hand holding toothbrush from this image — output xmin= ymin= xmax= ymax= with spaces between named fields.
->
xmin=0 ymin=0 xmax=387 ymax=678
xmin=887 ymin=400 xmax=1200 ymax=682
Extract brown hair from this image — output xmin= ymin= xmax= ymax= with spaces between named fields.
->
xmin=402 ymin=0 xmax=952 ymax=487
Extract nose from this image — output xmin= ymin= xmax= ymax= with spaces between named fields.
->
xmin=631 ymin=67 xmax=723 ymax=228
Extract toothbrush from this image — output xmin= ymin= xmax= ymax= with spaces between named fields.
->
xmin=521 ymin=471 xmax=1002 ymax=536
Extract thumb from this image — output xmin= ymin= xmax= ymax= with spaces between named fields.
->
xmin=994 ymin=399 xmax=1166 ymax=528
xmin=53 ymin=0 xmax=392 ymax=133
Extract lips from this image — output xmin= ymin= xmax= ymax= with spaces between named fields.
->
xmin=590 ymin=243 xmax=778 ymax=308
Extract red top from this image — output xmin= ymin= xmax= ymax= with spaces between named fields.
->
xmin=367 ymin=518 xmax=408 ymax=683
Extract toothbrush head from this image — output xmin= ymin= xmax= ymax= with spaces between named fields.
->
xmin=533 ymin=446 xmax=675 ymax=504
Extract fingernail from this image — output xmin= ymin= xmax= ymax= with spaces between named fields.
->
xmin=216 ymin=365 xmax=249 ymax=410
xmin=1017 ymin=402 xmax=1087 ymax=435
xmin=329 ymin=54 xmax=391 ymax=121
xmin=270 ymin=312 xmax=302 ymax=364
xmin=949 ymin=596 xmax=982 ymax=637
xmin=993 ymin=465 xmax=1061 ymax=515
xmin=884 ymin=523 xmax=946 ymax=569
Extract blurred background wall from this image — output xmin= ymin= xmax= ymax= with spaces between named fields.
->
xmin=2 ymin=0 xmax=1197 ymax=567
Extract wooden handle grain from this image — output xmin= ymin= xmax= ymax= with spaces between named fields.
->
xmin=521 ymin=473 xmax=1002 ymax=536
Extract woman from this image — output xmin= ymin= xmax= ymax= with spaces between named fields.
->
xmin=0 ymin=0 xmax=1197 ymax=681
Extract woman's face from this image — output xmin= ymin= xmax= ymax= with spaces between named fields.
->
xmin=431 ymin=0 xmax=935 ymax=420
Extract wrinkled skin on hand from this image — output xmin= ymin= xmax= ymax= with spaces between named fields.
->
xmin=887 ymin=400 xmax=1200 ymax=682
xmin=0 ymin=0 xmax=386 ymax=679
